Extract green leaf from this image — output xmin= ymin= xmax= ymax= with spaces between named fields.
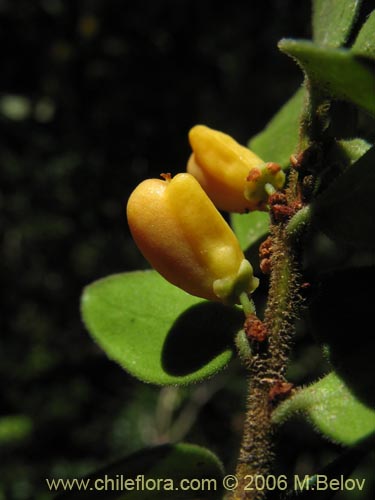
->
xmin=230 ymin=211 xmax=270 ymax=252
xmin=56 ymin=443 xmax=224 ymax=499
xmin=312 ymin=146 xmax=375 ymax=250
xmin=352 ymin=10 xmax=375 ymax=58
xmin=273 ymin=372 xmax=375 ymax=445
xmin=312 ymin=0 xmax=362 ymax=48
xmin=81 ymin=271 xmax=240 ymax=385
xmin=279 ymin=40 xmax=375 ymax=116
xmin=249 ymin=87 xmax=305 ymax=168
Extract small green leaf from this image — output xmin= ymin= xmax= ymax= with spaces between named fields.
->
xmin=230 ymin=211 xmax=270 ymax=252
xmin=81 ymin=271 xmax=240 ymax=385
xmin=352 ymin=10 xmax=375 ymax=58
xmin=56 ymin=443 xmax=224 ymax=499
xmin=273 ymin=372 xmax=375 ymax=445
xmin=312 ymin=0 xmax=362 ymax=48
xmin=312 ymin=146 xmax=375 ymax=250
xmin=249 ymin=87 xmax=306 ymax=168
xmin=279 ymin=40 xmax=375 ymax=116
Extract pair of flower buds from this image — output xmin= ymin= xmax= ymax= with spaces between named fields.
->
xmin=127 ymin=125 xmax=285 ymax=304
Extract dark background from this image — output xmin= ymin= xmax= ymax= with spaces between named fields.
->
xmin=1 ymin=1 xmax=373 ymax=499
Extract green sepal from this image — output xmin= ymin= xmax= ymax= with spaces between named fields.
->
xmin=213 ymin=259 xmax=259 ymax=305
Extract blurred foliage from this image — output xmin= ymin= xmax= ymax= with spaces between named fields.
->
xmin=1 ymin=1 xmax=374 ymax=500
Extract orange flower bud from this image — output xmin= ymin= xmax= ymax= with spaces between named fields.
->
xmin=127 ymin=173 xmax=259 ymax=303
xmin=188 ymin=125 xmax=285 ymax=212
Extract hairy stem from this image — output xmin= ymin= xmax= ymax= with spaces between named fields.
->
xmin=239 ymin=292 xmax=256 ymax=316
xmin=231 ymin=176 xmax=303 ymax=500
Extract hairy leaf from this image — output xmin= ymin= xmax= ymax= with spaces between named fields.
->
xmin=273 ymin=372 xmax=375 ymax=445
xmin=312 ymin=0 xmax=362 ymax=48
xmin=279 ymin=40 xmax=375 ymax=116
xmin=352 ymin=9 xmax=375 ymax=58
xmin=81 ymin=271 xmax=240 ymax=385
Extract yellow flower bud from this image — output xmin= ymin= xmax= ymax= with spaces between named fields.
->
xmin=187 ymin=125 xmax=285 ymax=212
xmin=127 ymin=172 xmax=258 ymax=303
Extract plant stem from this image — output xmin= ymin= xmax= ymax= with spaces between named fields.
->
xmin=231 ymin=179 xmax=303 ymax=500
xmin=239 ymin=292 xmax=256 ymax=316
xmin=265 ymin=183 xmax=276 ymax=196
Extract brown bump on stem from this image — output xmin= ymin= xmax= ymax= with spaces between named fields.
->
xmin=160 ymin=172 xmax=172 ymax=182
xmin=269 ymin=192 xmax=303 ymax=224
xmin=269 ymin=192 xmax=287 ymax=206
xmin=259 ymin=236 xmax=273 ymax=259
xmin=260 ymin=258 xmax=272 ymax=275
xmin=266 ymin=162 xmax=281 ymax=175
xmin=244 ymin=314 xmax=268 ymax=343
xmin=246 ymin=168 xmax=262 ymax=182
xmin=268 ymin=380 xmax=294 ymax=403
xmin=291 ymin=200 xmax=303 ymax=211
xmin=259 ymin=237 xmax=273 ymax=275
xmin=270 ymin=204 xmax=295 ymax=224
